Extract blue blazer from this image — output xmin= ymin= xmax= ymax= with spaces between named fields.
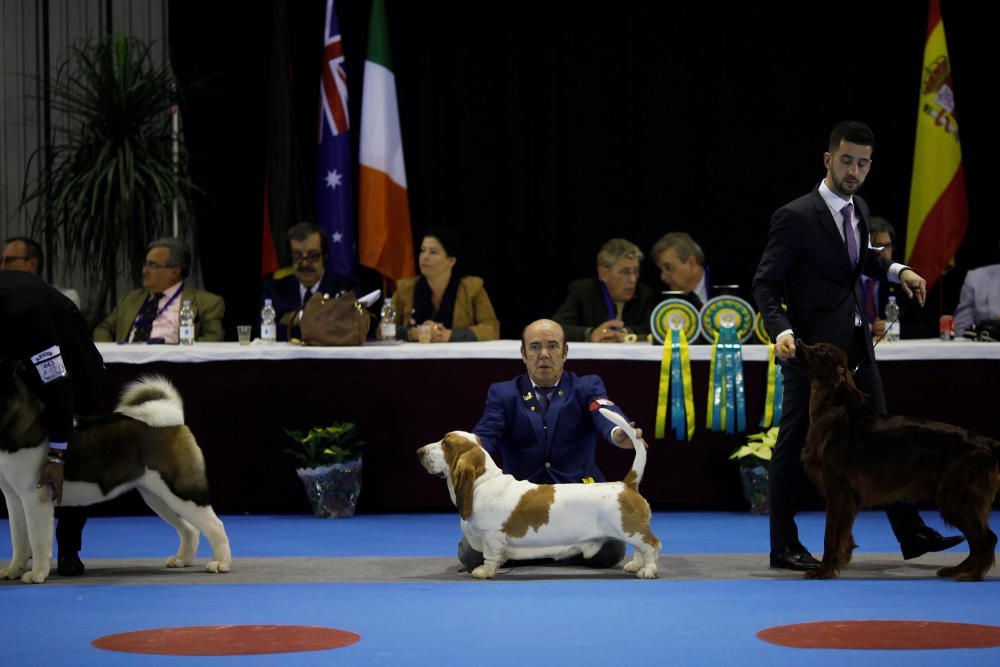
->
xmin=473 ymin=372 xmax=628 ymax=484
xmin=261 ymin=271 xmax=358 ymax=341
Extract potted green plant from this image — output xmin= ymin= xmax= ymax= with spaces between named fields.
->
xmin=729 ymin=426 xmax=778 ymax=514
xmin=285 ymin=422 xmax=365 ymax=518
xmin=19 ymin=33 xmax=197 ymax=323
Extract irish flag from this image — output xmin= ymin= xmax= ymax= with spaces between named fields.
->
xmin=359 ymin=0 xmax=414 ymax=284
xmin=905 ymin=0 xmax=968 ymax=291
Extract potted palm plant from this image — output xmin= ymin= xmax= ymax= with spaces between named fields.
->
xmin=19 ymin=33 xmax=196 ymax=323
xmin=285 ymin=422 xmax=365 ymax=518
xmin=729 ymin=426 xmax=778 ymax=514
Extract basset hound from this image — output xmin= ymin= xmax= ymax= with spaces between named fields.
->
xmin=418 ymin=409 xmax=661 ymax=579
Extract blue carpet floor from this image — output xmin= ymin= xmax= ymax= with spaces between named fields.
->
xmin=1 ymin=511 xmax=998 ymax=666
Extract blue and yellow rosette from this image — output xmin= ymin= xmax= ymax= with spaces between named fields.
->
xmin=650 ymin=300 xmax=697 ymax=441
xmin=702 ymin=296 xmax=754 ymax=434
xmin=650 ymin=298 xmax=701 ymax=344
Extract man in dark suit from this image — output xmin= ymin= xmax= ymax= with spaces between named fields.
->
xmin=261 ymin=222 xmax=358 ymax=341
xmin=463 ymin=319 xmax=647 ymax=569
xmin=553 ymin=238 xmax=658 ymax=342
xmin=0 ymin=271 xmax=105 ymax=576
xmin=651 ymin=232 xmax=712 ymax=308
xmin=753 ymin=120 xmax=961 ymax=571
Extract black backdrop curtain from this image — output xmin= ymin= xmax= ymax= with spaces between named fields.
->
xmin=168 ymin=1 xmax=996 ymax=339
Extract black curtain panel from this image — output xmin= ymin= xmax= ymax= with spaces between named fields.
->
xmin=168 ymin=1 xmax=996 ymax=339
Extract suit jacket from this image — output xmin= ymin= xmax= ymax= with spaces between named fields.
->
xmin=753 ymin=187 xmax=892 ymax=365
xmin=93 ymin=286 xmax=225 ymax=342
xmin=553 ymin=277 xmax=658 ymax=342
xmin=473 ymin=372 xmax=627 ymax=484
xmin=260 ymin=271 xmax=358 ymax=341
xmin=392 ymin=275 xmax=500 ymax=341
xmin=1 ymin=271 xmax=105 ymax=443
xmin=954 ymin=263 xmax=1000 ymax=335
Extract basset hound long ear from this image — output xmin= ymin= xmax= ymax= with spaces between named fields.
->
xmin=443 ymin=433 xmax=486 ymax=520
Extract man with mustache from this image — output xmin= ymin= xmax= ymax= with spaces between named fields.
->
xmin=261 ymin=222 xmax=358 ymax=341
xmin=460 ymin=319 xmax=647 ymax=571
xmin=753 ymin=120 xmax=962 ymax=572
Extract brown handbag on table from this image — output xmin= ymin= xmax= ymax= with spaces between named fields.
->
xmin=298 ymin=290 xmax=371 ymax=346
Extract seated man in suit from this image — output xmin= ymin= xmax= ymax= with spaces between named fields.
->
xmin=261 ymin=222 xmax=358 ymax=341
xmin=651 ymin=232 xmax=710 ymax=308
xmin=2 ymin=236 xmax=81 ymax=308
xmin=954 ymin=258 xmax=1000 ymax=337
xmin=462 ymin=319 xmax=648 ymax=570
xmin=862 ymin=218 xmax=931 ymax=339
xmin=552 ymin=238 xmax=658 ymax=342
xmin=94 ymin=237 xmax=224 ymax=343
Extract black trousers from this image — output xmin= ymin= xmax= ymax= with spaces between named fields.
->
xmin=55 ymin=505 xmax=88 ymax=554
xmin=768 ymin=329 xmax=927 ymax=553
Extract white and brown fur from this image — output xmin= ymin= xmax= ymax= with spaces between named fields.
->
xmin=418 ymin=412 xmax=661 ymax=579
xmin=0 ymin=365 xmax=231 ymax=583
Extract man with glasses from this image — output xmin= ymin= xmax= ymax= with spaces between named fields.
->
xmin=553 ymin=238 xmax=657 ymax=342
xmin=2 ymin=236 xmax=81 ymax=308
xmin=93 ymin=238 xmax=224 ymax=343
xmin=260 ymin=222 xmax=358 ymax=341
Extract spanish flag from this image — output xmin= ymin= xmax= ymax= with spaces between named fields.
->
xmin=359 ymin=0 xmax=415 ymax=285
xmin=905 ymin=0 xmax=968 ymax=291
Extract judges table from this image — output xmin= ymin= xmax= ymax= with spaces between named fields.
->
xmin=94 ymin=340 xmax=1000 ymax=515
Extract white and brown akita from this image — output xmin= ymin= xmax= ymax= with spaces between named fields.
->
xmin=0 ymin=363 xmax=232 ymax=583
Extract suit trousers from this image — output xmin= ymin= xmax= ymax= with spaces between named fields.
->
xmin=768 ymin=327 xmax=927 ymax=552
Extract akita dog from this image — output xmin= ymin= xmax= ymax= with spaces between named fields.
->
xmin=0 ymin=362 xmax=232 ymax=583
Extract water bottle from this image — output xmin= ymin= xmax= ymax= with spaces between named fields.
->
xmin=884 ymin=295 xmax=900 ymax=342
xmin=261 ymin=298 xmax=277 ymax=344
xmin=378 ymin=295 xmax=397 ymax=341
xmin=179 ymin=300 xmax=195 ymax=346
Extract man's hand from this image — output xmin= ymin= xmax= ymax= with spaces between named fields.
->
xmin=612 ymin=422 xmax=648 ymax=450
xmin=37 ymin=462 xmax=64 ymax=504
xmin=590 ymin=319 xmax=626 ymax=343
xmin=871 ymin=319 xmax=888 ymax=338
xmin=899 ymin=268 xmax=927 ymax=306
xmin=774 ymin=333 xmax=796 ymax=360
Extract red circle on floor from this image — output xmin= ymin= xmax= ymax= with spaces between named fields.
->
xmin=758 ymin=620 xmax=1000 ymax=650
xmin=92 ymin=625 xmax=361 ymax=655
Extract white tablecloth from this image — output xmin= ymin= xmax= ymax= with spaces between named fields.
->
xmin=96 ymin=338 xmax=1000 ymax=364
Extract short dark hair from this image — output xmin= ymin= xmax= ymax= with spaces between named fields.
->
xmin=147 ymin=237 xmax=191 ymax=279
xmin=3 ymin=236 xmax=43 ymax=275
xmin=829 ymin=121 xmax=874 ymax=152
xmin=869 ymin=216 xmax=896 ymax=244
xmin=287 ymin=222 xmax=329 ymax=261
xmin=650 ymin=232 xmax=705 ymax=266
xmin=420 ymin=226 xmax=460 ymax=258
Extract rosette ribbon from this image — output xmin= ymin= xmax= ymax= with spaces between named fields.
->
xmin=654 ymin=327 xmax=695 ymax=441
xmin=758 ymin=343 xmax=784 ymax=428
xmin=706 ymin=324 xmax=746 ymax=434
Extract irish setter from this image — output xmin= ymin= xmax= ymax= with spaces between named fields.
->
xmin=794 ymin=342 xmax=999 ymax=581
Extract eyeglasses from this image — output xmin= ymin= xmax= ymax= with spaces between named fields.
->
xmin=144 ymin=261 xmax=179 ymax=270
xmin=292 ymin=251 xmax=324 ymax=264
xmin=0 ymin=255 xmax=30 ymax=266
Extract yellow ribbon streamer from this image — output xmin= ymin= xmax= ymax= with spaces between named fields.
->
xmin=655 ymin=333 xmax=673 ymax=439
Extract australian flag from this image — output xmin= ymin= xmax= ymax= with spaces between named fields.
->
xmin=316 ymin=0 xmax=354 ymax=276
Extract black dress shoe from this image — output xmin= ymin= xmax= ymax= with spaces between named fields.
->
xmin=57 ymin=552 xmax=86 ymax=577
xmin=769 ymin=547 xmax=820 ymax=571
xmin=900 ymin=529 xmax=965 ymax=560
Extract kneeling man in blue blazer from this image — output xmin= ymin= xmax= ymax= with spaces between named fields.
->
xmin=465 ymin=318 xmax=646 ymax=570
